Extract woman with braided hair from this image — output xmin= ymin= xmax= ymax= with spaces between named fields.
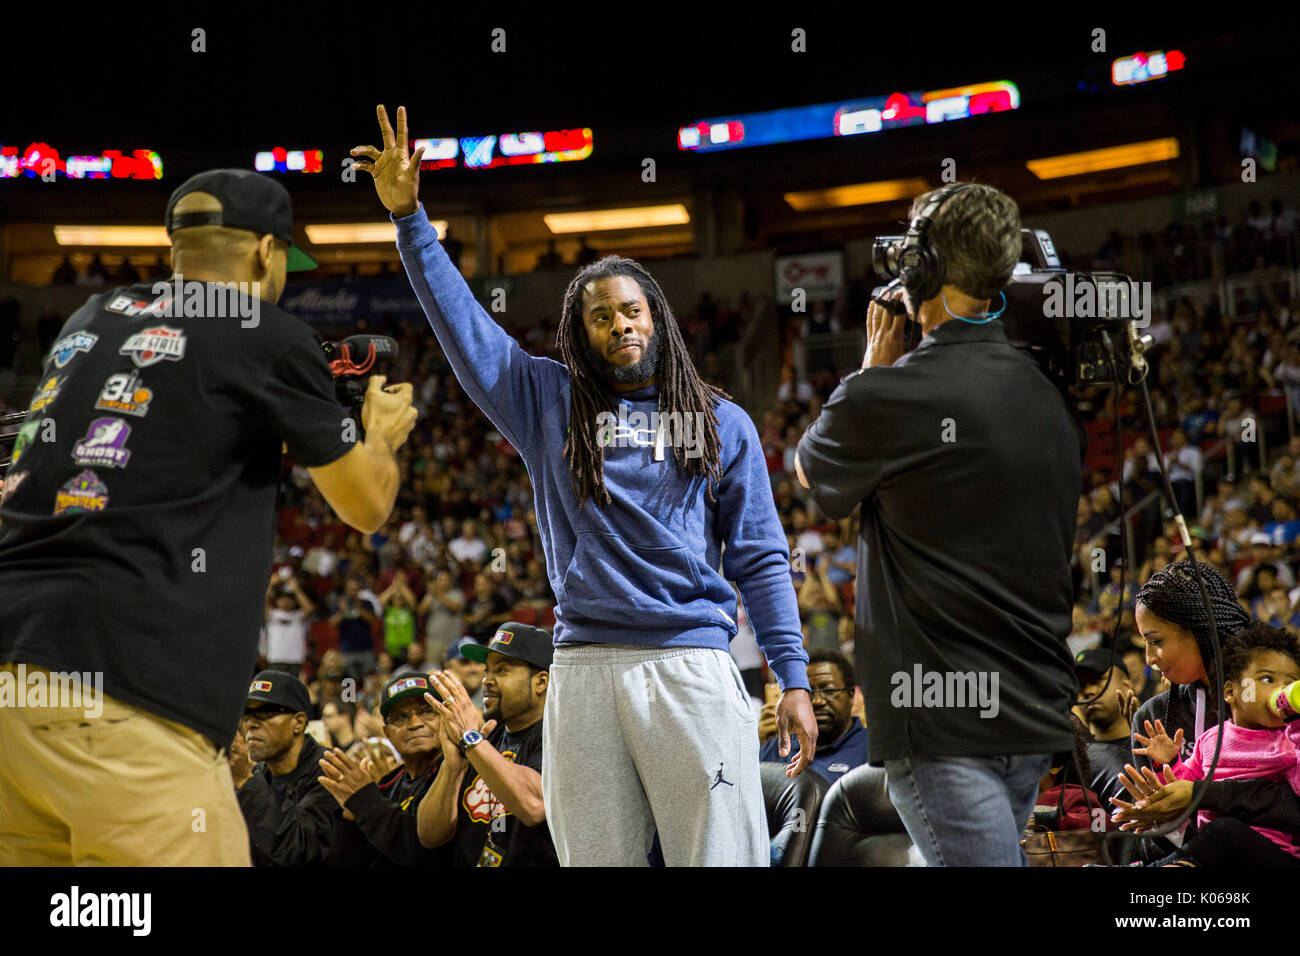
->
xmin=1127 ymin=558 xmax=1251 ymax=773
xmin=1112 ymin=558 xmax=1300 ymax=848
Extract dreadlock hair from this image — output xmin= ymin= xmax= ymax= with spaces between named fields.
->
xmin=1044 ymin=712 xmax=1094 ymax=799
xmin=557 ymin=255 xmax=729 ymax=508
xmin=1221 ymin=620 xmax=1300 ymax=686
xmin=1135 ymin=558 xmax=1252 ymax=730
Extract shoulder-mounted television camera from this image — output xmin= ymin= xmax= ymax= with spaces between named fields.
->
xmin=872 ymin=227 xmax=1152 ymax=388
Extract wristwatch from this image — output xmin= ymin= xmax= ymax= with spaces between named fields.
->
xmin=459 ymin=728 xmax=484 ymax=754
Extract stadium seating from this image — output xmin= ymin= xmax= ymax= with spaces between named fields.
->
xmin=809 ymin=764 xmax=923 ymax=867
xmin=759 ymin=761 xmax=828 ymax=867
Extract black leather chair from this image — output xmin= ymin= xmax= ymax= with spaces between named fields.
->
xmin=809 ymin=764 xmax=923 ymax=866
xmin=760 ymin=761 xmax=828 ymax=867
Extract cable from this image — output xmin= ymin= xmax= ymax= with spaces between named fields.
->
xmin=1074 ymin=354 xmax=1129 ymax=715
xmin=1096 ymin=328 xmax=1229 ymax=856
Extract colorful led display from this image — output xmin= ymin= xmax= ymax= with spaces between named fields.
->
xmin=254 ymin=148 xmax=324 ymax=173
xmin=412 ymin=128 xmax=593 ymax=170
xmin=677 ymin=81 xmax=1019 ymax=153
xmin=1111 ymin=50 xmax=1185 ymax=86
xmin=0 ymin=143 xmax=163 ymax=180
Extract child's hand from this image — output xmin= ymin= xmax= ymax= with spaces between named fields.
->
xmin=1133 ymin=718 xmax=1184 ymax=767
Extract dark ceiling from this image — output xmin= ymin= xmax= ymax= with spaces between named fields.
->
xmin=1 ymin=14 xmax=1268 ymax=146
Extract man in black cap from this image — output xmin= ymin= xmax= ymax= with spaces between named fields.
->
xmin=319 ymin=673 xmax=450 ymax=866
xmin=229 ymin=670 xmax=338 ymax=866
xmin=0 ymin=169 xmax=417 ymax=865
xmin=1073 ymin=648 xmax=1135 ymax=808
xmin=417 ymin=623 xmax=557 ymax=866
xmin=445 ymin=635 xmax=486 ymax=712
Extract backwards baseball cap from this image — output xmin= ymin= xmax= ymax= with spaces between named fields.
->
xmin=165 ymin=168 xmax=317 ymax=271
xmin=445 ymin=636 xmax=479 ymax=663
xmin=246 ymin=670 xmax=312 ymax=716
xmin=380 ymin=673 xmax=442 ymax=721
xmin=462 ymin=623 xmax=554 ymax=672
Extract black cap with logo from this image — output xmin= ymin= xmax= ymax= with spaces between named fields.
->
xmin=462 ymin=623 xmax=554 ymax=671
xmin=246 ymin=669 xmax=313 ymax=716
xmin=380 ymin=673 xmax=443 ymax=721
xmin=165 ymin=168 xmax=317 ymax=271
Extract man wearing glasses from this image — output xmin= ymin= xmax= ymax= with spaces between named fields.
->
xmin=230 ymin=671 xmax=337 ymax=866
xmin=759 ymin=650 xmax=867 ymax=785
xmin=319 ymin=674 xmax=450 ymax=866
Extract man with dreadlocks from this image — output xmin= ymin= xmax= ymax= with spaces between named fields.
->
xmin=352 ymin=106 xmax=815 ymax=866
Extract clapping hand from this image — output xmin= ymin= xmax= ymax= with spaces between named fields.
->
xmin=1133 ymin=718 xmax=1184 ymax=767
xmin=228 ymin=729 xmax=254 ymax=789
xmin=426 ymin=673 xmax=496 ymax=744
xmin=1109 ymin=764 xmax=1194 ymax=831
xmin=318 ymin=746 xmax=375 ymax=820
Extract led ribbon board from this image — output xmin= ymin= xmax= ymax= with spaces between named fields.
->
xmin=1 ymin=143 xmax=163 ymax=179
xmin=677 ymin=81 xmax=1019 ymax=153
xmin=412 ymin=128 xmax=593 ymax=170
xmin=255 ymin=148 xmax=324 ymax=173
xmin=1111 ymin=50 xmax=1185 ymax=86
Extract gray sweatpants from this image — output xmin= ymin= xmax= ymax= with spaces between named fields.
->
xmin=542 ymin=644 xmax=768 ymax=866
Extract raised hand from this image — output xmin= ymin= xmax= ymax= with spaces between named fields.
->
xmin=1133 ymin=718 xmax=1184 ymax=767
xmin=228 ymin=729 xmax=254 ymax=788
xmin=1116 ymin=687 xmax=1141 ymax=727
xmin=350 ymin=105 xmax=426 ymax=218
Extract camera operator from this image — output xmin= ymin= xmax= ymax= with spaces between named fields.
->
xmin=0 ymin=169 xmax=417 ymax=865
xmin=795 ymin=182 xmax=1082 ymax=866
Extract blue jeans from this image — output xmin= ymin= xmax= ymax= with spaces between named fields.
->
xmin=885 ymin=754 xmax=1053 ymax=866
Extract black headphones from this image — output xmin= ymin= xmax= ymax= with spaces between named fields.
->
xmin=898 ymin=182 xmax=977 ymax=304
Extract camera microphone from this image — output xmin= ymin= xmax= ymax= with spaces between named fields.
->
xmin=321 ymin=334 xmax=400 ymax=409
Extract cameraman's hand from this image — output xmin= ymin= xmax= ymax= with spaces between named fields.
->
xmin=351 ymin=105 xmax=425 ymax=219
xmin=362 ymin=375 xmax=417 ymax=452
xmin=864 ymin=292 xmax=907 ymax=369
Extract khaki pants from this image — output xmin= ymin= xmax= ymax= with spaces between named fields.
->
xmin=0 ymin=663 xmax=250 ymax=866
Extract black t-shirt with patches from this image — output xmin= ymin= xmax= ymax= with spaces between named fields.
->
xmin=452 ymin=718 xmax=558 ymax=867
xmin=0 ymin=283 xmax=352 ymax=748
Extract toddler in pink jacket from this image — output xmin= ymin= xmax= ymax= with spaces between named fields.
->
xmin=1134 ymin=621 xmax=1300 ymax=865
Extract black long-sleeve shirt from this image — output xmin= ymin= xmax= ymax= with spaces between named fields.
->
xmin=797 ymin=317 xmax=1083 ymax=763
xmin=236 ymin=734 xmax=338 ymax=867
xmin=325 ymin=759 xmax=450 ymax=867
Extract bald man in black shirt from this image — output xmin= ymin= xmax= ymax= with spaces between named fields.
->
xmin=0 ymin=170 xmax=416 ymax=865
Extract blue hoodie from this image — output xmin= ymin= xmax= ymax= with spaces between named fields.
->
xmin=394 ymin=208 xmax=808 ymax=691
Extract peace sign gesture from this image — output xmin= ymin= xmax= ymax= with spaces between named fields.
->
xmin=351 ymin=104 xmax=426 ymax=219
